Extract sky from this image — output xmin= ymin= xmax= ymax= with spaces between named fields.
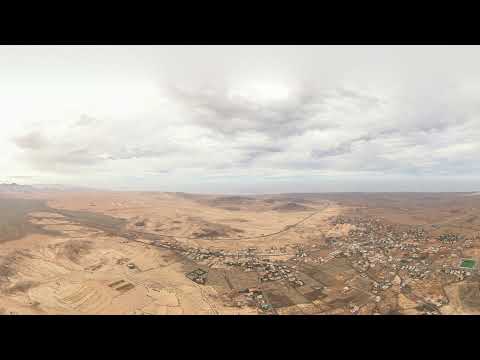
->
xmin=2 ymin=45 xmax=480 ymax=193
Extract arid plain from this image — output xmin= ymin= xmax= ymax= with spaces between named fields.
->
xmin=1 ymin=188 xmax=480 ymax=315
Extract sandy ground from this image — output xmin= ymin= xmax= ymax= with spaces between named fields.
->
xmin=46 ymin=191 xmax=340 ymax=251
xmin=5 ymin=191 xmax=480 ymax=315
xmin=0 ymin=191 xmax=338 ymax=314
xmin=0 ymin=224 xmax=258 ymax=315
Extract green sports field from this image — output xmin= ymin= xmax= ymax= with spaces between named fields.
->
xmin=460 ymin=259 xmax=476 ymax=269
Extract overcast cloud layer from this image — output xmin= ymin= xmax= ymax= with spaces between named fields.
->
xmin=2 ymin=45 xmax=480 ymax=193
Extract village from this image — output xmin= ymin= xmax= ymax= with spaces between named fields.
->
xmin=129 ymin=213 xmax=480 ymax=314
xmin=43 ymin=189 xmax=480 ymax=314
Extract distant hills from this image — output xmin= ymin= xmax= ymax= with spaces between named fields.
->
xmin=465 ymin=192 xmax=480 ymax=196
xmin=31 ymin=184 xmax=94 ymax=191
xmin=0 ymin=183 xmax=36 ymax=192
xmin=0 ymin=183 xmax=94 ymax=193
xmin=272 ymin=202 xmax=313 ymax=212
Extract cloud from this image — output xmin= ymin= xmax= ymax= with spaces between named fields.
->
xmin=165 ymin=84 xmax=396 ymax=171
xmin=14 ymin=131 xmax=48 ymax=150
xmin=75 ymin=114 xmax=98 ymax=127
xmin=13 ymin=81 xmax=480 ymax=183
xmin=167 ymin=84 xmax=333 ymax=138
xmin=5 ymin=46 xmax=480 ymax=191
xmin=311 ymin=142 xmax=354 ymax=159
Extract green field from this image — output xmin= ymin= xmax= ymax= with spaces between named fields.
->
xmin=460 ymin=259 xmax=476 ymax=269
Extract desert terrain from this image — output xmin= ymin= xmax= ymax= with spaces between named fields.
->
xmin=1 ymin=188 xmax=480 ymax=315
